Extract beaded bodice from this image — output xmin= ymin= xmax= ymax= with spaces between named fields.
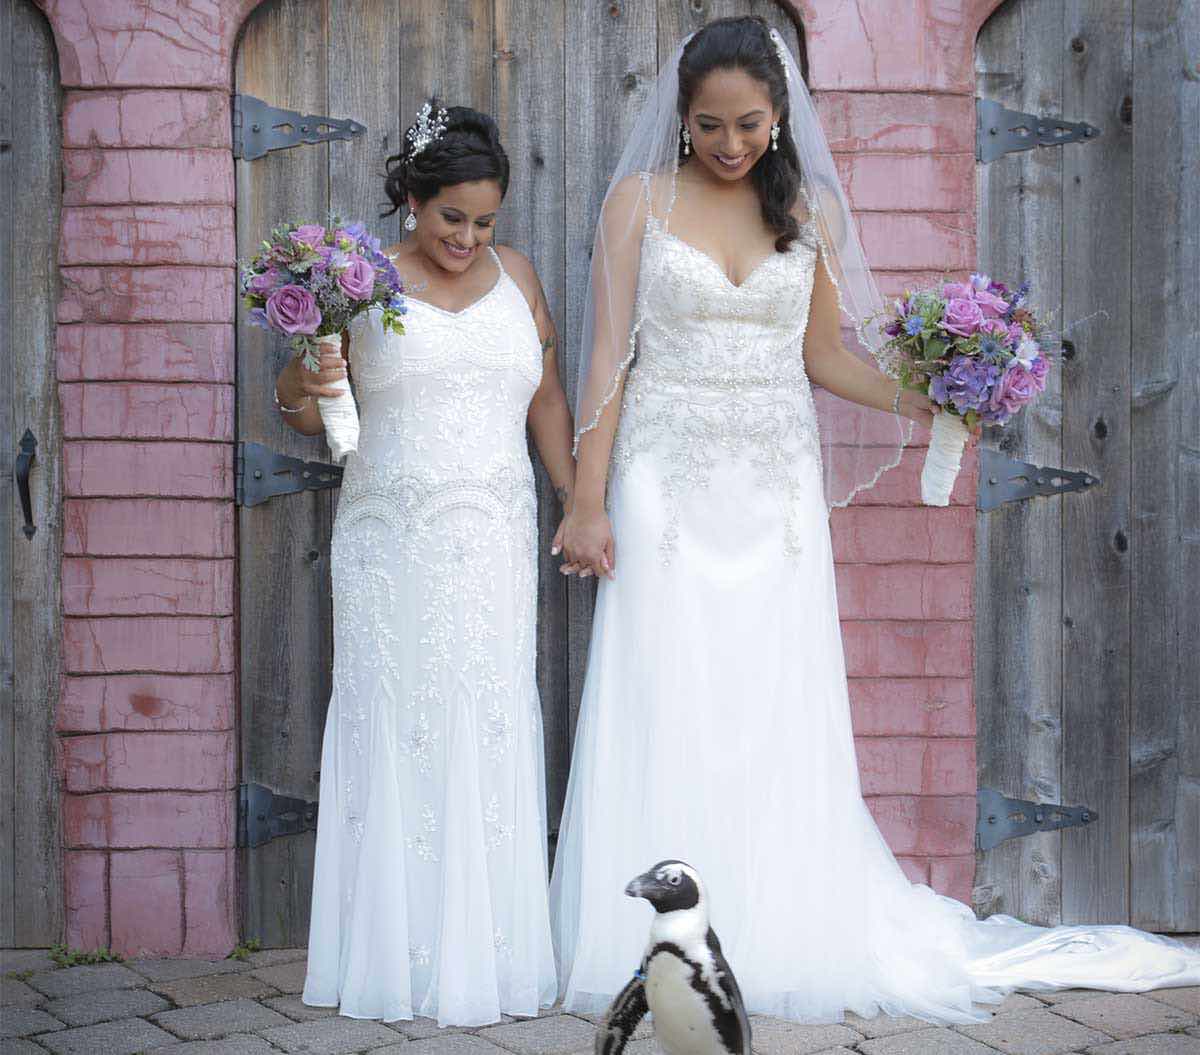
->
xmin=612 ymin=218 xmax=823 ymax=560
xmin=339 ymin=248 xmax=543 ymax=514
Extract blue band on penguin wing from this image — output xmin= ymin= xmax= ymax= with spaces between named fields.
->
xmin=634 ymin=968 xmax=646 ymax=981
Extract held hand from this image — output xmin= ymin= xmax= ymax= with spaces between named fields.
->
xmin=897 ymin=389 xmax=936 ymax=431
xmin=901 ymin=393 xmax=982 ymax=445
xmin=298 ymin=347 xmax=350 ymax=399
xmin=558 ymin=506 xmax=615 ymax=580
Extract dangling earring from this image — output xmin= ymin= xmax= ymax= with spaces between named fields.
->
xmin=404 ymin=210 xmax=418 ymax=232
xmin=681 ymin=123 xmax=691 ymax=156
xmin=770 ymin=123 xmax=780 ymax=152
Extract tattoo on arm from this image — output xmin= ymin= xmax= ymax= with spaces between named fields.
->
xmin=541 ymin=333 xmax=557 ymax=354
xmin=555 ymin=485 xmax=570 ymax=507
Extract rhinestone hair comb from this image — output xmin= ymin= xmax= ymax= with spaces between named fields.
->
xmin=405 ymin=101 xmax=449 ymax=160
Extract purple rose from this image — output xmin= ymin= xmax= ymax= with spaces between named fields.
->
xmin=974 ymin=290 xmax=1009 ymax=318
xmin=929 ymin=354 xmax=999 ymax=414
xmin=943 ymin=281 xmax=974 ymax=300
xmin=990 ymin=361 xmax=1042 ymax=417
xmin=248 ymin=268 xmax=280 ymax=295
xmin=338 ymin=256 xmax=376 ymax=300
xmin=942 ymin=297 xmax=985 ymax=337
xmin=265 ymin=284 xmax=321 ymax=335
xmin=290 ymin=224 xmax=326 ymax=247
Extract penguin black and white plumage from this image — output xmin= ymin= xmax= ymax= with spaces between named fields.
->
xmin=594 ymin=860 xmax=751 ymax=1055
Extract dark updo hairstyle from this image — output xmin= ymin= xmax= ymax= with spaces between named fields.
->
xmin=383 ymin=102 xmax=510 ymax=216
xmin=677 ymin=16 xmax=803 ymax=252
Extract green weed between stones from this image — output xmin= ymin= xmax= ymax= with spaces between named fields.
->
xmin=227 ymin=937 xmax=263 ymax=962
xmin=48 ymin=943 xmax=124 ymax=967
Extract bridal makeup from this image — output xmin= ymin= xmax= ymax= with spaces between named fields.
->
xmin=684 ymin=68 xmax=779 ymax=182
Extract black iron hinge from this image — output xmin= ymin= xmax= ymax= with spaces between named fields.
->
xmin=976 ymin=98 xmax=1101 ymax=163
xmin=233 ymin=94 xmax=366 ymax=161
xmin=238 ymin=783 xmax=319 ymax=848
xmin=236 ymin=441 xmax=343 ymax=507
xmin=976 ymin=787 xmax=1098 ymax=851
xmin=977 ymin=448 xmax=1099 ymax=511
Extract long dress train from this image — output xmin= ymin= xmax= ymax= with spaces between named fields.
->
xmin=303 ymin=247 xmax=557 ymax=1025
xmin=550 ymin=216 xmax=1200 ymax=1023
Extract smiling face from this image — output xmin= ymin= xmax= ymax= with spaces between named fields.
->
xmin=684 ymin=67 xmax=779 ymax=182
xmin=408 ymin=179 xmax=503 ymax=273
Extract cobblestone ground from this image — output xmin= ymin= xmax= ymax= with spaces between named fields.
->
xmin=3 ymin=948 xmax=1198 ymax=1055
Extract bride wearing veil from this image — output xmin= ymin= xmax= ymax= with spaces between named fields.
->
xmin=549 ymin=15 xmax=1199 ymax=1023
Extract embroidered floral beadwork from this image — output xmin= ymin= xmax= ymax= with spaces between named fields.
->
xmin=610 ymin=222 xmax=824 ymax=562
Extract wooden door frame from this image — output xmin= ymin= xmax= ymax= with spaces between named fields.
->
xmin=1 ymin=0 xmax=65 ymax=947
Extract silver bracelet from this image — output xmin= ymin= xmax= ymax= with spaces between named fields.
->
xmin=273 ymin=386 xmax=310 ymax=414
xmin=891 ymin=384 xmax=903 ymax=415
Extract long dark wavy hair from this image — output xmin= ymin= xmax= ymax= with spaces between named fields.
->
xmin=677 ymin=16 xmax=803 ymax=252
xmin=382 ymin=103 xmax=510 ymax=216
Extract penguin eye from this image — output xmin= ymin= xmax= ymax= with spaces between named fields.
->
xmin=667 ymin=873 xmax=682 ymax=886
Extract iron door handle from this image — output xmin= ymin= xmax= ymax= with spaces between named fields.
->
xmin=15 ymin=428 xmax=36 ymax=539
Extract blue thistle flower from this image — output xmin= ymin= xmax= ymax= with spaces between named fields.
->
xmin=904 ymin=316 xmax=924 ymax=337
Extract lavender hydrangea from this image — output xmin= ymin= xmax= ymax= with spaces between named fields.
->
xmin=928 ymin=355 xmax=1000 ymax=414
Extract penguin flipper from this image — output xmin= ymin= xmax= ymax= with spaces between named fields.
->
xmin=594 ymin=970 xmax=649 ymax=1055
xmin=707 ymin=928 xmax=752 ymax=1053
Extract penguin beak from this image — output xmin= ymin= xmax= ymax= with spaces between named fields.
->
xmin=624 ymin=871 xmax=655 ymax=899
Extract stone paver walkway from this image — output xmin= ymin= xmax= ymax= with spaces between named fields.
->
xmin=3 ymin=947 xmax=1198 ymax=1055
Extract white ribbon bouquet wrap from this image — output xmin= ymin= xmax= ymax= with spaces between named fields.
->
xmin=311 ymin=333 xmax=360 ymax=460
xmin=241 ymin=220 xmax=407 ymax=462
xmin=921 ymin=412 xmax=970 ymax=505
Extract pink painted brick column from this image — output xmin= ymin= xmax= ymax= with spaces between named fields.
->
xmin=36 ymin=0 xmax=1004 ymax=953
xmin=793 ymin=0 xmax=1004 ymax=903
xmin=40 ymin=0 xmax=244 ymax=958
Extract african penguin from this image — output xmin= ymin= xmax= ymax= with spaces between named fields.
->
xmin=594 ymin=860 xmax=751 ymax=1055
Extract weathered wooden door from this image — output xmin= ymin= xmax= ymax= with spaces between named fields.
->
xmin=235 ymin=0 xmax=805 ymax=945
xmin=974 ymin=0 xmax=1198 ymax=930
xmin=0 ymin=0 xmax=64 ymax=946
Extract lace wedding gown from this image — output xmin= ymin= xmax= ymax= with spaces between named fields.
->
xmin=303 ymin=247 xmax=557 ymax=1025
xmin=549 ymin=217 xmax=1200 ymax=1022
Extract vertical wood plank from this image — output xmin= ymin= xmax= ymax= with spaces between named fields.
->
xmin=1129 ymin=0 xmax=1199 ymax=931
xmin=0 ymin=0 xmax=15 ymax=949
xmin=1061 ymin=0 xmax=1132 ymax=925
xmin=398 ymin=0 xmax=493 ymax=135
xmin=492 ymin=0 xmax=571 ymax=840
xmin=235 ymin=0 xmax=333 ymax=947
xmin=563 ymin=0 xmax=660 ymax=736
xmin=2 ymin=0 xmax=64 ymax=947
xmin=973 ymin=0 xmax=1066 ymax=927
xmin=327 ymin=0 xmax=402 ymax=249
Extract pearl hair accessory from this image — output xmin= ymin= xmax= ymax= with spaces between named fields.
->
xmin=406 ymin=101 xmax=449 ymax=160
xmin=768 ymin=27 xmax=791 ymax=79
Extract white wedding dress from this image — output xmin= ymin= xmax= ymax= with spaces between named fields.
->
xmin=303 ymin=247 xmax=557 ymax=1025
xmin=549 ymin=215 xmax=1200 ymax=1023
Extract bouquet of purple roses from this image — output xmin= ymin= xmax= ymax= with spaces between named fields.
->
xmin=241 ymin=220 xmax=406 ymax=460
xmin=879 ymin=273 xmax=1051 ymax=505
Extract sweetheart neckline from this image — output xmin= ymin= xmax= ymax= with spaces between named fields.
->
xmin=650 ymin=225 xmax=788 ymax=291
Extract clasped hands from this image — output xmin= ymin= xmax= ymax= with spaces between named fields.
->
xmin=551 ymin=504 xmax=616 ymax=580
